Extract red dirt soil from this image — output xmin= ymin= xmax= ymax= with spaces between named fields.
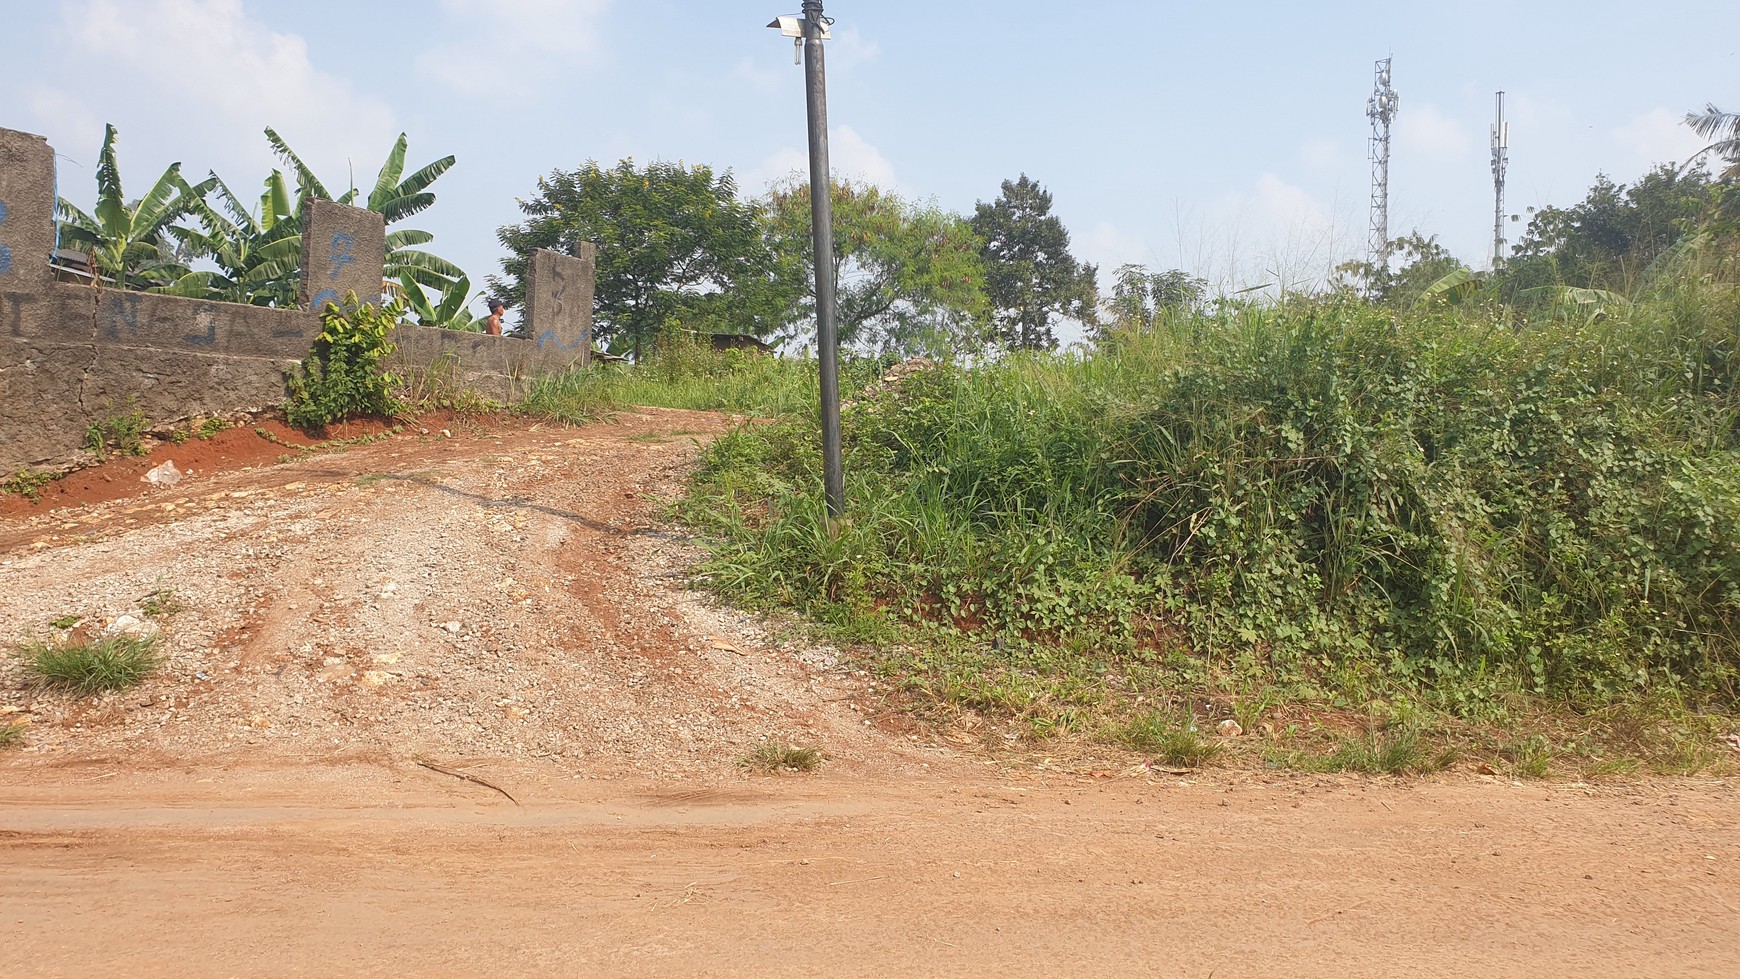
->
xmin=2 ymin=408 xmax=1738 ymax=977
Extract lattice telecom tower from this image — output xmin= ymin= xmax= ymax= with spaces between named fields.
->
xmin=1491 ymin=91 xmax=1510 ymax=269
xmin=1366 ymin=58 xmax=1399 ymax=270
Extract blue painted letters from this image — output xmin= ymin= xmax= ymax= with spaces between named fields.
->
xmin=327 ymin=231 xmax=356 ymax=280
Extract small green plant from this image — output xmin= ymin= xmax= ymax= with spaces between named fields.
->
xmin=1501 ymin=735 xmax=1553 ymax=778
xmin=49 ymin=615 xmax=81 ymax=629
xmin=83 ymin=400 xmax=149 ymax=458
xmin=397 ymin=352 xmax=503 ymax=415
xmin=0 ymin=722 xmax=25 ymax=749
xmin=1308 ymin=726 xmax=1461 ymax=775
xmin=20 ymin=635 xmax=162 ymax=694
xmin=3 ymin=468 xmax=54 ymax=502
xmin=739 ymin=742 xmax=824 ymax=773
xmin=1111 ymin=711 xmax=1224 ymax=768
xmin=169 ymin=427 xmax=191 ymax=444
xmin=140 ymin=589 xmax=181 ymax=619
xmin=285 ymin=295 xmax=404 ymax=429
xmin=197 ymin=417 xmax=229 ymax=439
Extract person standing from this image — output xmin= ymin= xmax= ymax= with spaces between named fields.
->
xmin=484 ymin=297 xmax=506 ymax=337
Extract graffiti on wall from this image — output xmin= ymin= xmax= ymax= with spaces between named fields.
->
xmin=327 ymin=231 xmax=356 ymax=280
xmin=0 ymin=198 xmax=12 ymax=276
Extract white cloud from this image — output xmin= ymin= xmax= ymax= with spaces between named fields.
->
xmin=1612 ymin=107 xmax=1707 ymax=172
xmin=42 ymin=0 xmax=395 ymax=185
xmin=419 ymin=0 xmax=611 ymax=98
xmin=1208 ymin=174 xmax=1357 ymax=293
xmin=743 ymin=125 xmax=897 ymax=193
xmin=825 ymin=26 xmax=881 ymax=71
xmin=1079 ymin=222 xmax=1154 ymax=274
xmin=831 ymin=125 xmax=896 ymax=186
xmin=1396 ymin=103 xmax=1474 ymax=160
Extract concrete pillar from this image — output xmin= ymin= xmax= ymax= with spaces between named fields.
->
xmin=299 ymin=198 xmax=385 ymax=315
xmin=523 ymin=243 xmax=595 ymax=367
xmin=0 ymin=127 xmax=56 ymax=294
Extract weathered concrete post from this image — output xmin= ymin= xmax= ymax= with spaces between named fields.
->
xmin=523 ymin=244 xmax=595 ymax=368
xmin=300 ymin=199 xmax=385 ymax=314
xmin=0 ymin=128 xmax=55 ymax=317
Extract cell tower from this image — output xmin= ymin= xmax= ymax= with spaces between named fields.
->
xmin=1366 ymin=58 xmax=1399 ymax=271
xmin=1490 ymin=91 xmax=1510 ymax=269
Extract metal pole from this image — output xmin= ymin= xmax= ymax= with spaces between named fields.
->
xmin=802 ymin=0 xmax=844 ymax=518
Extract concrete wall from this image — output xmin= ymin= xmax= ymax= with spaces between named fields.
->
xmin=0 ymin=125 xmax=595 ymax=473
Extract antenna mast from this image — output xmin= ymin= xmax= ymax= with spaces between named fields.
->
xmin=1490 ymin=90 xmax=1509 ymax=269
xmin=1366 ymin=57 xmax=1399 ymax=271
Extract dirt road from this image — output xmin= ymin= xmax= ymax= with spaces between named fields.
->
xmin=3 ymin=409 xmax=1737 ymax=977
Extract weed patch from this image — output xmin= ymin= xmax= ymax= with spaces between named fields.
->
xmin=739 ymin=742 xmax=824 ymax=773
xmin=3 ymin=468 xmax=55 ymax=502
xmin=84 ymin=399 xmax=149 ymax=459
xmin=1109 ymin=711 xmax=1225 ymax=768
xmin=19 ymin=635 xmax=161 ymax=694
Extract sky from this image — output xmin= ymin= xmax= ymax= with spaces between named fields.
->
xmin=4 ymin=0 xmax=1736 ymax=339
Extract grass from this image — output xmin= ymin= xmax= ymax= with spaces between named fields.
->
xmin=661 ymin=281 xmax=1740 ymax=777
xmin=739 ymin=742 xmax=825 ymax=773
xmin=140 ymin=589 xmax=181 ymax=618
xmin=520 ymin=334 xmax=844 ymax=425
xmin=0 ymin=722 xmax=25 ymax=749
xmin=1108 ymin=711 xmax=1225 ymax=768
xmin=18 ymin=635 xmax=162 ymax=695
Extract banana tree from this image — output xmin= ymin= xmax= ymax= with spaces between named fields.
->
xmin=166 ymin=171 xmax=302 ymax=305
xmin=397 ymin=272 xmax=481 ymax=331
xmin=55 ymin=124 xmax=216 ymax=291
xmin=262 ymin=127 xmax=467 ymax=290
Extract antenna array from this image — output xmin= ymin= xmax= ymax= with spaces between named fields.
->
xmin=1491 ymin=91 xmax=1510 ymax=269
xmin=1366 ymin=58 xmax=1399 ymax=271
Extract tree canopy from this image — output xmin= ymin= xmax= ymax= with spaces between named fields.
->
xmin=491 ymin=159 xmax=785 ymax=357
xmin=765 ymin=179 xmax=988 ymax=358
xmin=970 ymin=174 xmax=1099 ymax=351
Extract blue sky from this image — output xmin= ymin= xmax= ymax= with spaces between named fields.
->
xmin=5 ymin=0 xmax=1735 ymax=335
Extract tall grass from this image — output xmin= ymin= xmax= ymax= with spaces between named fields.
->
xmin=521 ymin=337 xmax=834 ymax=422
xmin=682 ymin=285 xmax=1740 ymax=716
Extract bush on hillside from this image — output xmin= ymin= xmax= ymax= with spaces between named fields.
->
xmin=684 ymin=283 xmax=1740 ymax=713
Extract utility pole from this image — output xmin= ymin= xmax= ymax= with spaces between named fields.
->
xmin=1366 ymin=58 xmax=1399 ymax=272
xmin=1491 ymin=91 xmax=1509 ymax=270
xmin=770 ymin=2 xmax=843 ymax=518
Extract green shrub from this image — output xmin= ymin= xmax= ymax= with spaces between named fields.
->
xmin=683 ymin=281 xmax=1740 ymax=717
xmin=2 ymin=468 xmax=54 ymax=502
xmin=20 ymin=635 xmax=162 ymax=694
xmin=83 ymin=399 xmax=149 ymax=458
xmin=286 ymin=295 xmax=403 ymax=429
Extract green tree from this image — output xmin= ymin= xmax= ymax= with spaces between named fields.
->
xmin=1499 ymin=166 xmax=1713 ymax=299
xmin=1686 ymin=103 xmax=1740 ymax=179
xmin=165 ymin=171 xmax=302 ymax=305
xmin=1334 ymin=232 xmax=1471 ymax=307
xmin=765 ymin=179 xmax=988 ymax=358
xmin=263 ymin=127 xmax=465 ymax=295
xmin=970 ymin=174 xmax=1099 ymax=351
xmin=55 ymin=124 xmax=217 ymax=291
xmin=491 ymin=158 xmax=783 ymax=358
xmin=398 ymin=272 xmax=480 ymax=331
xmin=1099 ymin=264 xmax=1206 ymax=340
